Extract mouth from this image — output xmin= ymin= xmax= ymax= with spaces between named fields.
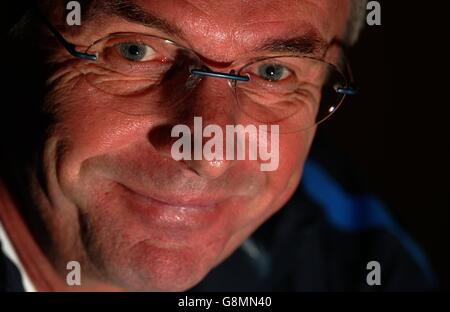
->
xmin=116 ymin=182 xmax=225 ymax=231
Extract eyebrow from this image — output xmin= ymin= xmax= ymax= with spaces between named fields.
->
xmin=96 ymin=0 xmax=183 ymax=37
xmin=257 ymin=30 xmax=329 ymax=56
xmin=91 ymin=0 xmax=328 ymax=56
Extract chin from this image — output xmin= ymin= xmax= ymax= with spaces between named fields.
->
xmin=101 ymin=239 xmax=221 ymax=291
xmin=56 ymin=158 xmax=266 ymax=291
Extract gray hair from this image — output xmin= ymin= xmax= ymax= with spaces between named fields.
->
xmin=346 ymin=0 xmax=368 ymax=46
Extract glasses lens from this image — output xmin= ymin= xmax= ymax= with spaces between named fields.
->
xmin=236 ymin=56 xmax=347 ymax=132
xmin=80 ymin=33 xmax=202 ymax=115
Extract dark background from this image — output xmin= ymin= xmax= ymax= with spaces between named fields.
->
xmin=318 ymin=1 xmax=449 ymax=290
xmin=2 ymin=1 xmax=449 ymax=290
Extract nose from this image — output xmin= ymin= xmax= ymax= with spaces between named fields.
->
xmin=148 ymin=76 xmax=239 ymax=179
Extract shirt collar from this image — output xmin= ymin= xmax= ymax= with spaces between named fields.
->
xmin=0 ymin=220 xmax=36 ymax=292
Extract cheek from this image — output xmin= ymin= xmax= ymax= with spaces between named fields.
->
xmin=250 ymin=129 xmax=315 ymax=224
xmin=45 ymin=75 xmax=157 ymax=185
xmin=270 ymin=130 xmax=314 ymax=187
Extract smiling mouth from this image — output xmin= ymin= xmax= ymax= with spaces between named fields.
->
xmin=118 ymin=182 xmax=221 ymax=208
xmin=116 ymin=182 xmax=224 ymax=230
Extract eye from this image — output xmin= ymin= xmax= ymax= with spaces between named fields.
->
xmin=117 ymin=42 xmax=156 ymax=62
xmin=257 ymin=63 xmax=291 ymax=81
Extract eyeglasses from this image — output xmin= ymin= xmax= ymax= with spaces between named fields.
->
xmin=42 ymin=17 xmax=356 ymax=133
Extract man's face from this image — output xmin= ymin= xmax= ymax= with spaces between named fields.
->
xmin=35 ymin=0 xmax=349 ymax=290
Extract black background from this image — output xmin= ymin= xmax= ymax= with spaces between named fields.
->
xmin=318 ymin=1 xmax=449 ymax=290
xmin=1 ymin=1 xmax=449 ymax=291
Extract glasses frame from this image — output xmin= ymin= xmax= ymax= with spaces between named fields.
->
xmin=39 ymin=12 xmax=358 ymax=130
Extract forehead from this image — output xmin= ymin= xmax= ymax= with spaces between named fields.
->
xmin=58 ymin=0 xmax=350 ymax=61
xmin=133 ymin=0 xmax=348 ymax=38
xmin=148 ymin=0 xmax=345 ymax=57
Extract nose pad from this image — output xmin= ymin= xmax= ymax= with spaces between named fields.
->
xmin=185 ymin=73 xmax=202 ymax=90
xmin=186 ymin=64 xmax=210 ymax=90
xmin=228 ymin=77 xmax=237 ymax=89
xmin=187 ymin=71 xmax=237 ymax=92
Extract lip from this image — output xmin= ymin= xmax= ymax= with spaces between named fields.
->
xmin=118 ymin=182 xmax=222 ymax=208
xmin=117 ymin=182 xmax=224 ymax=230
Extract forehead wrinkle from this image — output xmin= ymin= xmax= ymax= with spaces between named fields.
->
xmin=78 ymin=0 xmax=346 ymax=62
xmin=91 ymin=0 xmax=184 ymax=37
xmin=173 ymin=0 xmax=335 ymax=61
xmin=189 ymin=22 xmax=327 ymax=62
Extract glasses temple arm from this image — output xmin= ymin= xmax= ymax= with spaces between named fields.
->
xmin=324 ymin=38 xmax=358 ymax=96
xmin=37 ymin=10 xmax=97 ymax=61
xmin=338 ymin=60 xmax=358 ymax=95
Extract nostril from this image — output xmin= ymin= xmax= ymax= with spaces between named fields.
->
xmin=147 ymin=123 xmax=201 ymax=176
xmin=147 ymin=124 xmax=180 ymax=157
